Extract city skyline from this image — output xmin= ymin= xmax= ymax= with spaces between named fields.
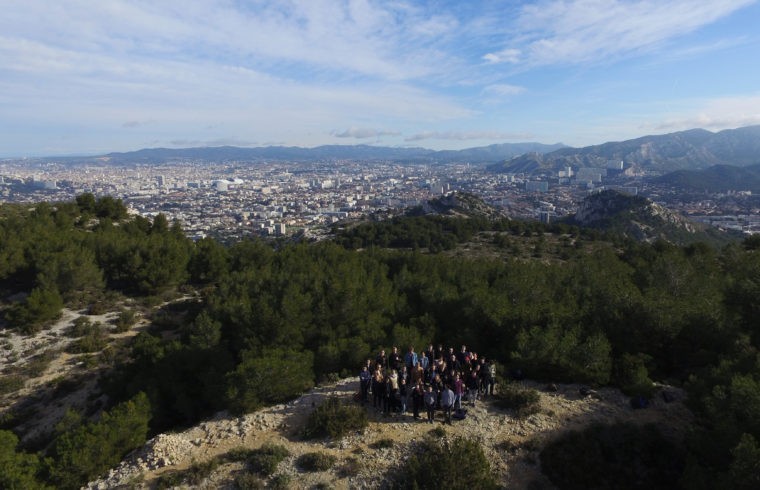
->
xmin=2 ymin=0 xmax=760 ymax=157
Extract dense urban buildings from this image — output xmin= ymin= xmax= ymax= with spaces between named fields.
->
xmin=1 ymin=157 xmax=758 ymax=238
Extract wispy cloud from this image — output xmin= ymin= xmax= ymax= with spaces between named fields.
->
xmin=482 ymin=84 xmax=526 ymax=96
xmin=482 ymin=48 xmax=521 ymax=64
xmin=167 ymin=138 xmax=258 ymax=147
xmin=650 ymin=94 xmax=760 ymax=131
xmin=331 ymin=127 xmax=401 ymax=139
xmin=485 ymin=0 xmax=756 ymax=66
xmin=405 ymin=130 xmax=533 ymax=142
xmin=122 ymin=120 xmax=153 ymax=128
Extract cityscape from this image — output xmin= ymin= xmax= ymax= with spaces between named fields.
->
xmin=2 ymin=154 xmax=758 ymax=241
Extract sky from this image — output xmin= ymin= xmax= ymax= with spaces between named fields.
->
xmin=2 ymin=0 xmax=760 ymax=157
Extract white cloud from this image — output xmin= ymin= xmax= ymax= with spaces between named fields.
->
xmin=492 ymin=0 xmax=755 ymax=66
xmin=482 ymin=84 xmax=526 ymax=96
xmin=482 ymin=48 xmax=521 ymax=64
xmin=331 ymin=128 xmax=401 ymax=139
xmin=405 ymin=130 xmax=532 ymax=142
xmin=650 ymin=95 xmax=760 ymax=132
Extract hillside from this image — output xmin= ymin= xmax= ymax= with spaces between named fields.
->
xmin=2 ymin=195 xmax=759 ymax=489
xmin=87 ymin=378 xmax=691 ymax=489
xmin=490 ymin=125 xmax=760 ymax=175
xmin=654 ymin=163 xmax=760 ymax=193
xmin=568 ymin=190 xmax=730 ymax=244
xmin=408 ymin=191 xmax=509 ymax=220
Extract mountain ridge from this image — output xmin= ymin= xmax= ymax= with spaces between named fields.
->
xmin=654 ymin=163 xmax=760 ymax=193
xmin=97 ymin=142 xmax=567 ymax=165
xmin=490 ymin=125 xmax=760 ymax=175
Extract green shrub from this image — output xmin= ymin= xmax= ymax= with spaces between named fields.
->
xmin=0 ymin=375 xmax=25 ymax=395
xmin=338 ymin=456 xmax=361 ymax=477
xmin=46 ymin=392 xmax=151 ymax=489
xmin=68 ymin=317 xmax=96 ymax=337
xmin=226 ymin=348 xmax=315 ymax=414
xmin=113 ymin=309 xmax=137 ymax=333
xmin=493 ymin=384 xmax=541 ymax=418
xmin=6 ymin=286 xmax=63 ymax=334
xmin=615 ymin=353 xmax=656 ymax=398
xmin=226 ymin=443 xmax=290 ymax=477
xmin=269 ymin=473 xmax=292 ymax=489
xmin=398 ymin=435 xmax=498 ymax=489
xmin=87 ymin=300 xmax=110 ymax=316
xmin=297 ymin=452 xmax=337 ymax=472
xmin=301 ymin=396 xmax=368 ymax=440
xmin=371 ymin=438 xmax=395 ymax=449
xmin=429 ymin=426 xmax=446 ymax=438
xmin=155 ymin=471 xmax=184 ymax=489
xmin=233 ymin=472 xmax=265 ymax=490
xmin=0 ymin=430 xmax=45 ymax=489
xmin=185 ymin=458 xmax=219 ymax=485
xmin=67 ymin=325 xmax=108 ymax=353
xmin=539 ymin=422 xmax=684 ymax=490
xmin=23 ymin=349 xmax=57 ymax=377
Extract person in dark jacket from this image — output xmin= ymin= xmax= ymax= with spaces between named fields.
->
xmin=466 ymin=370 xmax=480 ymax=406
xmin=359 ymin=366 xmax=372 ymax=404
xmin=412 ymin=380 xmax=424 ymax=419
xmin=372 ymin=367 xmax=384 ymax=409
xmin=375 ymin=349 xmax=387 ymax=370
xmin=440 ymin=385 xmax=455 ymax=424
xmin=424 ymin=385 xmax=437 ymax=424
xmin=388 ymin=346 xmax=402 ymax=371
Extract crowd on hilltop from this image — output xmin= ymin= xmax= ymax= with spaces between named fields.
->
xmin=358 ymin=344 xmax=497 ymax=424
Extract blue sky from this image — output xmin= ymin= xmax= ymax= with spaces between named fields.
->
xmin=2 ymin=0 xmax=760 ymax=156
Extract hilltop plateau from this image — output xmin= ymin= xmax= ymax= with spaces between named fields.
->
xmin=86 ymin=378 xmax=691 ymax=489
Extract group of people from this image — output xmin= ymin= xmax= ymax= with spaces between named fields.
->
xmin=358 ymin=344 xmax=497 ymax=424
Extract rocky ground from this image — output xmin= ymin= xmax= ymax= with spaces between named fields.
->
xmin=87 ymin=378 xmax=692 ymax=489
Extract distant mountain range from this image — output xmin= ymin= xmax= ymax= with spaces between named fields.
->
xmin=490 ymin=125 xmax=760 ymax=175
xmin=100 ymin=142 xmax=567 ymax=165
xmin=654 ymin=163 xmax=760 ymax=193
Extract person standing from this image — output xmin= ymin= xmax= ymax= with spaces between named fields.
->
xmin=424 ymin=385 xmax=437 ymax=424
xmin=419 ymin=351 xmax=430 ymax=372
xmin=389 ymin=346 xmax=402 ymax=371
xmin=372 ymin=366 xmax=384 ymax=410
xmin=466 ymin=370 xmax=480 ymax=406
xmin=359 ymin=366 xmax=372 ymax=405
xmin=452 ymin=373 xmax=464 ymax=410
xmin=398 ymin=376 xmax=408 ymax=415
xmin=404 ymin=345 xmax=418 ymax=371
xmin=412 ymin=380 xmax=424 ymax=419
xmin=482 ymin=357 xmax=496 ymax=397
xmin=440 ymin=385 xmax=455 ymax=424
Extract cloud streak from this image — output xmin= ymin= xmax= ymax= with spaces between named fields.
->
xmin=650 ymin=95 xmax=760 ymax=132
xmin=331 ymin=128 xmax=401 ymax=139
xmin=405 ymin=131 xmax=533 ymax=142
xmin=485 ymin=0 xmax=755 ymax=66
